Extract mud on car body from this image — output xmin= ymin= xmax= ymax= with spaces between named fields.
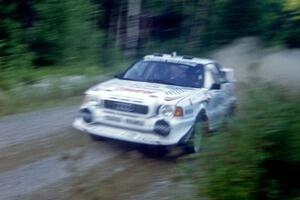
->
xmin=73 ymin=53 xmax=236 ymax=153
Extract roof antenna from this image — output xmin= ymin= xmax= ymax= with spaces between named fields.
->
xmin=172 ymin=51 xmax=177 ymax=57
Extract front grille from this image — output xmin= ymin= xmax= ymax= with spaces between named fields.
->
xmin=103 ymin=100 xmax=148 ymax=115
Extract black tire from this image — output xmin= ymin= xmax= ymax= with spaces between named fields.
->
xmin=89 ymin=134 xmax=105 ymax=141
xmin=184 ymin=114 xmax=209 ymax=154
xmin=139 ymin=145 xmax=169 ymax=157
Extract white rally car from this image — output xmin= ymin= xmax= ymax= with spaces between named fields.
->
xmin=73 ymin=53 xmax=236 ymax=153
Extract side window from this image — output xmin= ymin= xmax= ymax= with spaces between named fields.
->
xmin=193 ymin=64 xmax=204 ymax=88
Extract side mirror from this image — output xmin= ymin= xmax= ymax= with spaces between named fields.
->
xmin=220 ymin=68 xmax=235 ymax=82
xmin=210 ymin=83 xmax=221 ymax=90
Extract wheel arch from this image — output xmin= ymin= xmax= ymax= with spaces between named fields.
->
xmin=195 ymin=103 xmax=208 ymax=123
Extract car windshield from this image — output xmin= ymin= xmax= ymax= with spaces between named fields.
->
xmin=119 ymin=61 xmax=204 ymax=88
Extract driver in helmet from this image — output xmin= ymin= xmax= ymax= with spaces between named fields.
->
xmin=169 ymin=65 xmax=189 ymax=85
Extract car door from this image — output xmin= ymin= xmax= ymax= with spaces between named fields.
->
xmin=204 ymin=64 xmax=226 ymax=130
xmin=215 ymin=62 xmax=236 ymax=115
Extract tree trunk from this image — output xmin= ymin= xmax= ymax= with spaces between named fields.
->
xmin=115 ymin=3 xmax=123 ymax=48
xmin=188 ymin=0 xmax=210 ymax=49
xmin=125 ymin=0 xmax=141 ymax=56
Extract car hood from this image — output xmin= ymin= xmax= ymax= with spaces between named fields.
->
xmin=87 ymin=78 xmax=203 ymax=104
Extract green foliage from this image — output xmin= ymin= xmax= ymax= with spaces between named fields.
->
xmin=257 ymin=0 xmax=300 ymax=48
xmin=1 ymin=0 xmax=300 ymax=91
xmin=143 ymin=0 xmax=183 ymax=16
xmin=0 ymin=1 xmax=33 ymax=70
xmin=143 ymin=0 xmax=300 ymax=49
xmin=32 ymin=0 xmax=103 ymax=66
xmin=183 ymin=84 xmax=300 ymax=200
xmin=0 ymin=0 xmax=105 ymax=89
xmin=202 ymin=0 xmax=260 ymax=47
xmin=140 ymin=38 xmax=201 ymax=56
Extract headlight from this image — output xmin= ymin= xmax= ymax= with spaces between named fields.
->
xmin=83 ymin=94 xmax=100 ymax=105
xmin=158 ymin=105 xmax=184 ymax=117
xmin=158 ymin=105 xmax=183 ymax=117
xmin=159 ymin=105 xmax=174 ymax=117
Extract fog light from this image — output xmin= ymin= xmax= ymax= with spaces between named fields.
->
xmin=154 ymin=120 xmax=171 ymax=136
xmin=80 ymin=108 xmax=93 ymax=123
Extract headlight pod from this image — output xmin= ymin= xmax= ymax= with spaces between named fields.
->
xmin=83 ymin=94 xmax=101 ymax=106
xmin=159 ymin=105 xmax=174 ymax=117
xmin=158 ymin=105 xmax=184 ymax=117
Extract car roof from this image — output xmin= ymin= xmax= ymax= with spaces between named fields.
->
xmin=144 ymin=53 xmax=215 ymax=66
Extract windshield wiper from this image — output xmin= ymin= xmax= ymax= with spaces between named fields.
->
xmin=146 ymin=79 xmax=177 ymax=86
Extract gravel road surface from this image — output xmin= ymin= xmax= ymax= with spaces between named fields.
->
xmin=0 ymin=105 xmax=185 ymax=200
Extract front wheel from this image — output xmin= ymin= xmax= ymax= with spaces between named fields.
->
xmin=184 ymin=118 xmax=209 ymax=153
xmin=138 ymin=145 xmax=169 ymax=157
xmin=89 ymin=133 xmax=105 ymax=141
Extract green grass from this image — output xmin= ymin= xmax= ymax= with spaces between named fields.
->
xmin=0 ymin=59 xmax=133 ymax=90
xmin=1 ymin=66 xmax=102 ymax=90
xmin=180 ymin=83 xmax=300 ymax=200
xmin=0 ymin=72 xmax=105 ymax=116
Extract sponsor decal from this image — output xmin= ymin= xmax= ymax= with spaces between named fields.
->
xmin=164 ymin=96 xmax=185 ymax=101
xmin=185 ymin=108 xmax=194 ymax=115
xmin=117 ymin=86 xmax=157 ymax=94
xmin=114 ymin=102 xmax=135 ymax=112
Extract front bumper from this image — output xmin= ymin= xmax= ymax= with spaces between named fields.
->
xmin=73 ymin=116 xmax=193 ymax=146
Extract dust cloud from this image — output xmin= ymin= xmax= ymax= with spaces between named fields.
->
xmin=211 ymin=37 xmax=300 ymax=93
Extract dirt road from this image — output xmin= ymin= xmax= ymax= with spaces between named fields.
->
xmin=0 ymin=106 xmax=189 ymax=200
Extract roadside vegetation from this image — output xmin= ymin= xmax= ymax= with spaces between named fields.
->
xmin=0 ymin=63 xmax=131 ymax=116
xmin=1 ymin=1 xmax=300 ymax=199
xmin=1 ymin=0 xmax=300 ymax=89
xmin=181 ymin=82 xmax=300 ymax=200
xmin=1 ymin=0 xmax=300 ymax=116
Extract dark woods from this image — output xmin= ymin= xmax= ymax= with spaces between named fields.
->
xmin=0 ymin=0 xmax=299 ymax=69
